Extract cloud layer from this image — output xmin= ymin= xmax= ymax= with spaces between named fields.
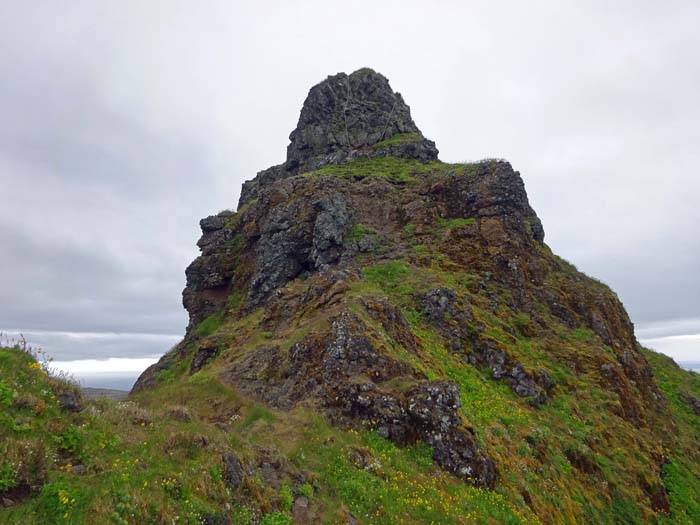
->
xmin=2 ymin=1 xmax=698 ymax=365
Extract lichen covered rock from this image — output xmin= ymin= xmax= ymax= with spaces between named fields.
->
xmin=133 ymin=69 xmax=676 ymax=512
xmin=239 ymin=68 xmax=438 ymax=207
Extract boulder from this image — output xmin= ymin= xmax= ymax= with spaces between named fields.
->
xmin=56 ymin=391 xmax=82 ymax=412
xmin=222 ymin=453 xmax=244 ymax=490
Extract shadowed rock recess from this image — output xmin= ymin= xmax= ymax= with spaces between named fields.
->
xmin=130 ymin=68 xmax=700 ymax=523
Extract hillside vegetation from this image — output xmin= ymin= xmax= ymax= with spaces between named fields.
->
xmin=1 ymin=323 xmax=699 ymax=524
xmin=4 ymin=68 xmax=699 ymax=524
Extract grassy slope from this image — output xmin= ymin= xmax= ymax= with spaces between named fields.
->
xmin=2 ymin=160 xmax=699 ymax=524
xmin=2 ymin=260 xmax=699 ymax=524
xmin=641 ymin=349 xmax=700 ymax=524
xmin=0 ymin=344 xmax=539 ymax=525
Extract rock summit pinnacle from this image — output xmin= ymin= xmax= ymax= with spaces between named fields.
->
xmin=239 ymin=68 xmax=438 ymax=207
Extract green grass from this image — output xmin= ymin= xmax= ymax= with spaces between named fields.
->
xmin=0 ymin=341 xmax=543 ymax=524
xmin=438 ymin=217 xmax=476 ymax=229
xmin=240 ymin=404 xmax=277 ymax=430
xmin=372 ymin=132 xmax=423 ymax=149
xmin=291 ymin=424 xmax=537 ymax=525
xmin=346 ymin=258 xmax=700 ymax=524
xmin=306 ymin=157 xmax=471 ymax=184
xmin=227 ymin=290 xmax=244 ymax=311
xmin=260 ymin=511 xmax=292 ymax=525
xmin=569 ymin=327 xmax=596 ymax=343
xmin=3 ymin=266 xmax=700 ymax=525
xmin=193 ymin=313 xmax=224 ymax=337
xmin=361 ymin=261 xmax=413 ymax=297
xmin=641 ymin=348 xmax=700 ymax=524
xmin=345 ymin=223 xmax=377 ymax=243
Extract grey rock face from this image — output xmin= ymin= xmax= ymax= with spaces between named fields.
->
xmin=421 ymin=288 xmax=476 ymax=352
xmin=248 ymin=191 xmax=351 ymax=307
xmin=56 ymin=391 xmax=83 ymax=412
xmin=292 ymin=496 xmax=316 ymax=523
xmin=438 ymin=160 xmax=545 ymax=243
xmin=238 ymin=164 xmax=284 ymax=210
xmin=681 ymin=392 xmax=700 ymax=415
xmin=222 ymin=310 xmax=496 ymax=488
xmin=310 ymin=193 xmax=351 ymax=267
xmin=468 ymin=339 xmax=551 ymax=406
xmin=238 ymin=68 xmax=438 ymax=208
xmin=190 ymin=345 xmax=219 ymax=374
xmin=342 ymin=378 xmax=497 ymax=488
xmin=286 ymin=68 xmax=436 ymax=171
xmin=222 ymin=453 xmax=244 ymax=489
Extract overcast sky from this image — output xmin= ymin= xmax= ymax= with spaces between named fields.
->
xmin=2 ymin=1 xmax=699 ymax=386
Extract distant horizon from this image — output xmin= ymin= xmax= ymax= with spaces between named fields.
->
xmin=2 ymin=326 xmax=697 ymax=391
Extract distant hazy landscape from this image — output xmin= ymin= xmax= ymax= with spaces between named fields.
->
xmin=681 ymin=362 xmax=700 ymax=373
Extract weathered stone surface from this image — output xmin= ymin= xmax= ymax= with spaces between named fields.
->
xmin=239 ymin=68 xmax=438 ymax=207
xmin=247 ymin=190 xmax=351 ymax=307
xmin=310 ymin=193 xmax=351 ymax=267
xmin=418 ymin=287 xmax=551 ymax=405
xmin=182 ymin=158 xmax=548 ymax=325
xmin=132 ymin=69 xmax=675 ymax=506
xmin=222 ymin=453 xmax=244 ymax=489
xmin=286 ymin=68 xmax=436 ymax=171
xmin=421 ymin=288 xmax=476 ymax=352
xmin=201 ymin=514 xmax=232 ymax=525
xmin=292 ymin=496 xmax=316 ymax=523
xmin=190 ymin=345 xmax=219 ymax=374
xmin=222 ymin=310 xmax=496 ymax=487
xmin=681 ymin=392 xmax=700 ymax=415
xmin=467 ymin=339 xmax=550 ymax=406
xmin=56 ymin=391 xmax=83 ymax=412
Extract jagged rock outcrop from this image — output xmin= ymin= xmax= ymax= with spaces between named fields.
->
xmin=181 ymin=159 xmax=547 ymax=324
xmin=221 ymin=309 xmax=496 ymax=487
xmin=134 ymin=68 xmax=671 ymax=505
xmin=238 ymin=68 xmax=438 ymax=207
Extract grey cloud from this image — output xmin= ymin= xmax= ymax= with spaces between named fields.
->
xmin=637 ymin=317 xmax=700 ymax=339
xmin=639 ymin=335 xmax=700 ymax=363
xmin=0 ymin=329 xmax=178 ymax=362
xmin=0 ymin=225 xmax=186 ymax=334
xmin=1 ymin=1 xmax=699 ymax=363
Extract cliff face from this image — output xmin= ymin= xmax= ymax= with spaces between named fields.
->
xmin=131 ymin=69 xmax=699 ymax=524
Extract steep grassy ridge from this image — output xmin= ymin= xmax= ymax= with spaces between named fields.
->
xmin=1 ymin=294 xmax=699 ymax=524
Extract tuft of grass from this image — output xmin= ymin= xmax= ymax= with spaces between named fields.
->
xmin=306 ymin=157 xmax=472 ymax=184
xmin=260 ymin=512 xmax=292 ymax=525
xmin=228 ymin=290 xmax=244 ymax=311
xmin=372 ymin=132 xmax=423 ymax=149
xmin=193 ymin=314 xmax=223 ymax=337
xmin=239 ymin=404 xmax=277 ymax=430
xmin=361 ymin=261 xmax=413 ymax=297
xmin=345 ymin=223 xmax=377 ymax=243
xmin=438 ymin=217 xmax=476 ymax=229
xmin=513 ymin=313 xmax=531 ymax=334
xmin=570 ymin=327 xmax=596 ymax=343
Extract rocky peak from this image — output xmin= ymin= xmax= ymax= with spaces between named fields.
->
xmin=286 ymin=68 xmax=437 ymax=170
xmin=131 ymin=69 xmax=679 ymax=518
xmin=238 ymin=68 xmax=438 ymax=207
